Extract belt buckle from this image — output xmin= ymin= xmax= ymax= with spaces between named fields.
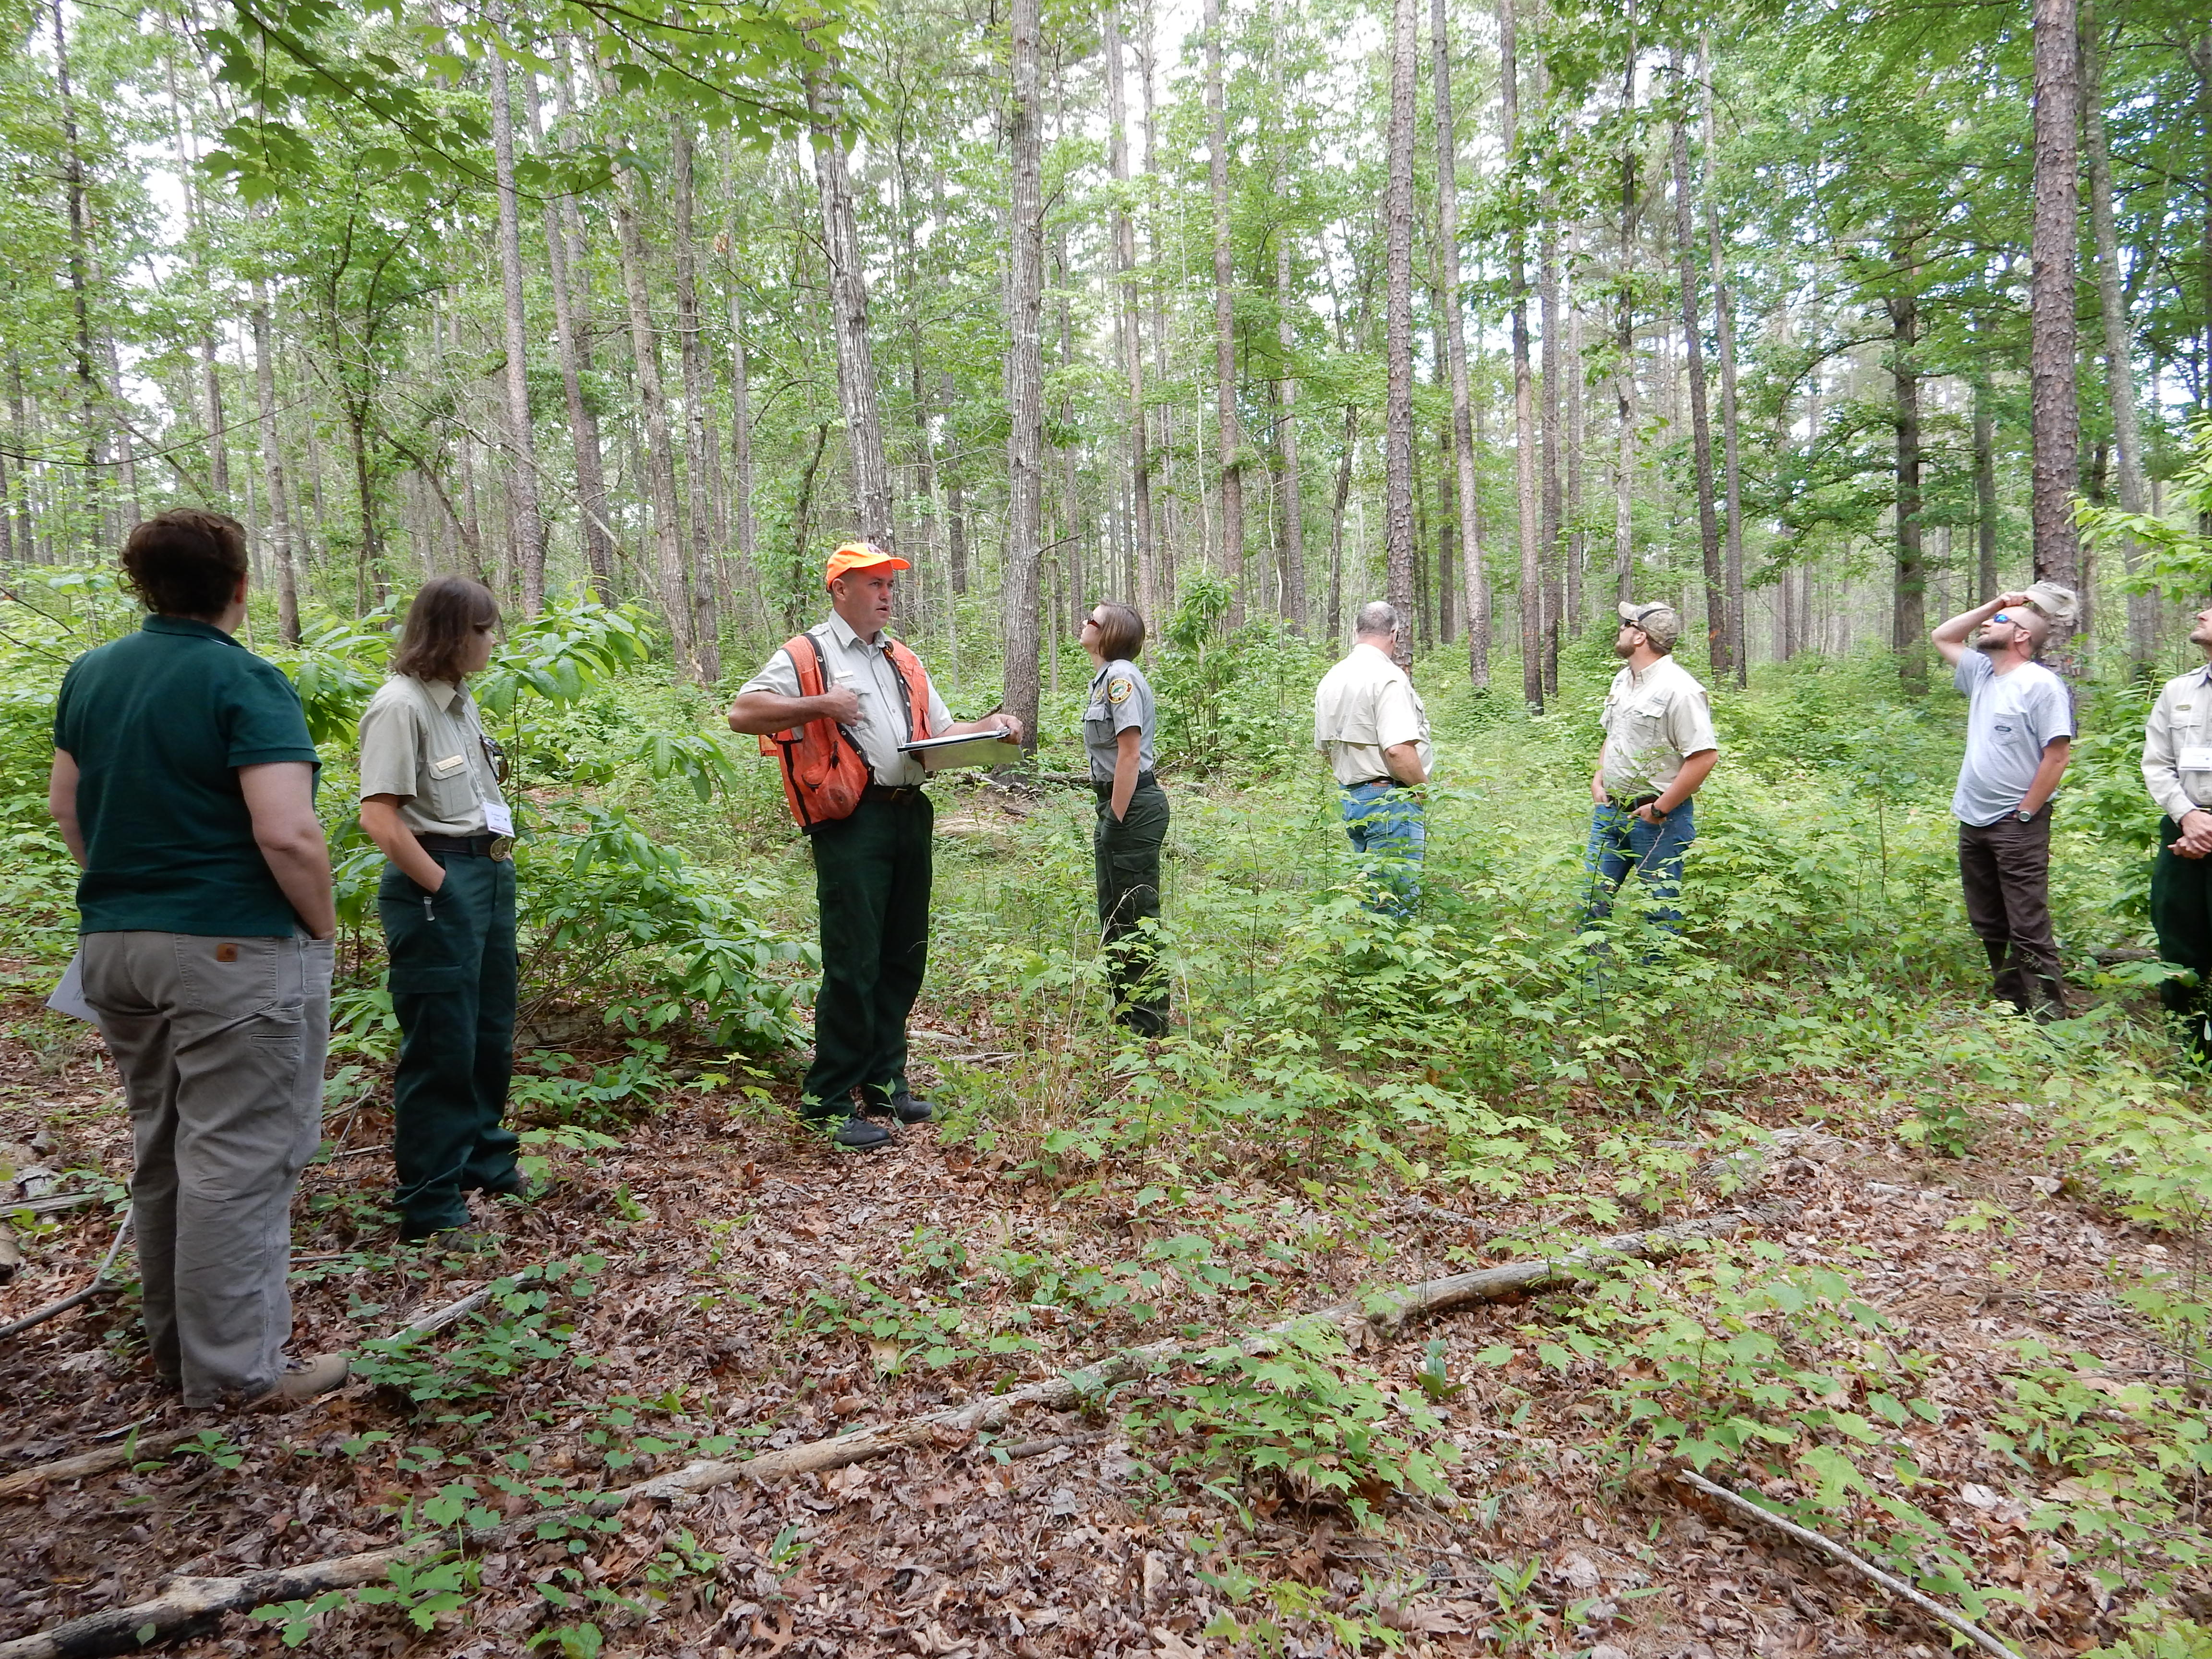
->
xmin=486 ymin=834 xmax=515 ymax=862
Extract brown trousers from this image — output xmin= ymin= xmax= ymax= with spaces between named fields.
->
xmin=1957 ymin=810 xmax=2066 ymax=1019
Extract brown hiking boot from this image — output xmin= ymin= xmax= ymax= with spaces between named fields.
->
xmin=247 ymin=1352 xmax=350 ymax=1407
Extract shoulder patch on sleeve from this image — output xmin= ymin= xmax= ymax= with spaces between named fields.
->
xmin=1106 ymin=676 xmax=1134 ymax=704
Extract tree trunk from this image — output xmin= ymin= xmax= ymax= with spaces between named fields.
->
xmin=670 ymin=121 xmax=722 ymax=680
xmin=2080 ymin=0 xmax=2154 ymax=673
xmin=1431 ymin=0 xmax=1486 ymax=686
xmin=1274 ymin=228 xmax=1309 ymax=630
xmin=1668 ymin=50 xmax=1725 ymax=679
xmin=1382 ymin=0 xmax=1419 ymax=667
xmin=485 ymin=20 xmax=545 ymax=613
xmin=532 ymin=66 xmax=615 ymax=601
xmin=1699 ymin=34 xmax=1745 ymax=685
xmin=1501 ymin=0 xmax=1542 ymax=708
xmin=1204 ymin=0 xmax=1245 ymax=622
xmin=612 ymin=155 xmax=695 ymax=676
xmin=806 ymin=64 xmax=895 ymax=550
xmin=2028 ymin=0 xmax=2082 ymax=593
xmin=1003 ymin=0 xmax=1046 ymax=743
xmin=250 ymin=275 xmax=299 ymax=643
xmin=1328 ymin=403 xmax=1356 ymax=641
xmin=1973 ymin=364 xmax=1998 ymax=601
xmin=1614 ymin=31 xmax=1638 ymax=607
xmin=1536 ymin=38 xmax=1563 ymax=695
xmin=1105 ymin=3 xmax=1157 ymax=623
xmin=49 ymin=0 xmax=101 ymax=520
xmin=1565 ymin=229 xmax=1585 ymax=641
xmin=1890 ymin=287 xmax=1927 ymax=695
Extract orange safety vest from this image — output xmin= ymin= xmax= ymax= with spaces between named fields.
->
xmin=758 ymin=629 xmax=935 ymax=831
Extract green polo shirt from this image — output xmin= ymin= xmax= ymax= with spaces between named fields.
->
xmin=52 ymin=615 xmax=321 ymax=936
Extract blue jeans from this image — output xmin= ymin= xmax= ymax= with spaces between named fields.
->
xmin=1583 ymin=799 xmax=1695 ymax=932
xmin=1341 ymin=782 xmax=1425 ymax=915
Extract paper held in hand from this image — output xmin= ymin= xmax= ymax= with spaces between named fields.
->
xmin=898 ymin=730 xmax=1024 ymax=771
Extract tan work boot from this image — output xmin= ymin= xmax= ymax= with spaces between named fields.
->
xmin=248 ymin=1352 xmax=350 ymax=1407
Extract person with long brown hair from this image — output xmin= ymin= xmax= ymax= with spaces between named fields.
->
xmin=357 ymin=577 xmax=528 ymax=1243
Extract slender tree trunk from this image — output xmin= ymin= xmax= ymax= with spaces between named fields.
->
xmin=1669 ymin=49 xmax=1725 ymax=678
xmin=1973 ymin=365 xmax=1999 ymax=602
xmin=613 ymin=157 xmax=696 ymax=676
xmin=1565 ymin=231 xmax=1585 ymax=640
xmin=1204 ymin=0 xmax=1246 ymax=621
xmin=530 ymin=67 xmax=615 ymax=601
xmin=1105 ymin=3 xmax=1156 ymax=623
xmin=1699 ymin=34 xmax=1745 ymax=685
xmin=1328 ymin=404 xmax=1356 ymax=641
xmin=670 ymin=122 xmax=722 ymax=679
xmin=250 ymin=276 xmax=299 ymax=643
xmin=1501 ymin=0 xmax=1542 ymax=707
xmin=730 ymin=270 xmax=757 ymax=591
xmin=1274 ymin=228 xmax=1308 ymax=630
xmin=485 ymin=20 xmax=545 ymax=612
xmin=1536 ymin=43 xmax=1563 ymax=695
xmin=1382 ymin=0 xmax=1419 ymax=667
xmin=1431 ymin=0 xmax=1487 ymax=686
xmin=806 ymin=64 xmax=895 ymax=550
xmin=1614 ymin=29 xmax=1638 ymax=607
xmin=1890 ymin=287 xmax=1927 ymax=694
xmin=2080 ymin=1 xmax=2154 ymax=672
xmin=1003 ymin=0 xmax=1046 ymax=742
xmin=2028 ymin=0 xmax=2083 ymax=592
xmin=50 ymin=0 xmax=102 ymax=527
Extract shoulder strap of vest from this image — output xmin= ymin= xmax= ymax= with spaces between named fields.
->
xmin=883 ymin=637 xmax=929 ymax=743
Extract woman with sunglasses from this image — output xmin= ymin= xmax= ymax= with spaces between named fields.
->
xmin=357 ymin=577 xmax=529 ymax=1244
xmin=1079 ymin=602 xmax=1170 ymax=1036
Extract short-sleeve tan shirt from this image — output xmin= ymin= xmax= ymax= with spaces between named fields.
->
xmin=1599 ymin=654 xmax=1718 ymax=800
xmin=737 ymin=612 xmax=954 ymax=788
xmin=356 ymin=675 xmax=509 ymax=837
xmin=1313 ymin=643 xmax=1433 ymax=787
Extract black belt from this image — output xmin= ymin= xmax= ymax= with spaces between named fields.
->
xmin=416 ymin=832 xmax=511 ymax=860
xmin=1346 ymin=777 xmax=1398 ymax=790
xmin=863 ymin=783 xmax=926 ymax=804
xmin=1093 ymin=772 xmax=1158 ymax=794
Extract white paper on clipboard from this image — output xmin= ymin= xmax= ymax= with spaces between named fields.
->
xmin=47 ymin=954 xmax=97 ymax=1023
xmin=896 ymin=730 xmax=1025 ymax=772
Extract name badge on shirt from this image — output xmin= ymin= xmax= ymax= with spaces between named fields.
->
xmin=481 ymin=801 xmax=515 ymax=836
xmin=2178 ymin=746 xmax=2212 ymax=771
xmin=429 ymin=753 xmax=469 ymax=778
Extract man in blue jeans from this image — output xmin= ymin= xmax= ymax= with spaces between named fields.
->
xmin=1585 ymin=602 xmax=1719 ymax=933
xmin=1314 ymin=601 xmax=1431 ymax=915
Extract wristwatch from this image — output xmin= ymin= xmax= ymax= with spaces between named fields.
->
xmin=2015 ymin=807 xmax=2035 ymax=823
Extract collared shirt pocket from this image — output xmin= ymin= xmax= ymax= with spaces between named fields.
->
xmin=421 ymin=747 xmax=480 ymax=821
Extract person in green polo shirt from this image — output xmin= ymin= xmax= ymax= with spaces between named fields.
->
xmin=47 ymin=510 xmax=348 ymax=1409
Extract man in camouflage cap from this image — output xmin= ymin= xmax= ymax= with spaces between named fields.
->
xmin=1585 ymin=601 xmax=1719 ymax=933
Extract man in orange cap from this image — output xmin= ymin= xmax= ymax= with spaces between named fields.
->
xmin=727 ymin=544 xmax=1022 ymax=1148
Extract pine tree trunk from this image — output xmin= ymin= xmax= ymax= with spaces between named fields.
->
xmin=1890 ymin=287 xmax=1927 ymax=695
xmin=1431 ymin=0 xmax=1487 ymax=686
xmin=1328 ymin=404 xmax=1356 ymax=642
xmin=806 ymin=65 xmax=895 ymax=550
xmin=1204 ymin=0 xmax=1245 ymax=622
xmin=670 ymin=121 xmax=722 ymax=680
xmin=1501 ymin=0 xmax=1542 ymax=708
xmin=531 ymin=66 xmax=615 ymax=601
xmin=1565 ymin=229 xmax=1585 ymax=639
xmin=1003 ymin=0 xmax=1046 ymax=742
xmin=1105 ymin=3 xmax=1157 ymax=623
xmin=1275 ymin=227 xmax=1308 ymax=630
xmin=1614 ymin=69 xmax=1637 ymax=608
xmin=1536 ymin=33 xmax=1563 ymax=695
xmin=2080 ymin=1 xmax=2154 ymax=673
xmin=1382 ymin=0 xmax=1419 ymax=667
xmin=613 ymin=155 xmax=696 ymax=675
xmin=1699 ymin=34 xmax=1746 ymax=685
xmin=1973 ymin=366 xmax=1999 ymax=602
xmin=49 ymin=0 xmax=102 ymax=516
xmin=250 ymin=274 xmax=299 ymax=643
xmin=485 ymin=22 xmax=545 ymax=613
xmin=1668 ymin=51 xmax=1725 ymax=679
xmin=2028 ymin=0 xmax=2082 ymax=593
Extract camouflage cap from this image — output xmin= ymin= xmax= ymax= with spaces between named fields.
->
xmin=1618 ymin=601 xmax=1682 ymax=650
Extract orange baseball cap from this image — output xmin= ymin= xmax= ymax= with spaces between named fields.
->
xmin=824 ymin=542 xmax=911 ymax=589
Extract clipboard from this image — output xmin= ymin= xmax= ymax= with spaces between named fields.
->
xmin=896 ymin=731 xmax=1024 ymax=772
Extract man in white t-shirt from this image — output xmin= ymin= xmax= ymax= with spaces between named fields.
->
xmin=1931 ymin=588 xmax=2076 ymax=1021
xmin=1313 ymin=601 xmax=1432 ymax=915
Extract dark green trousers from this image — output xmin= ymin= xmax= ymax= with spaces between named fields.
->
xmin=2151 ymin=819 xmax=2212 ymax=1058
xmin=379 ymin=854 xmax=518 ymax=1235
xmin=805 ymin=792 xmax=933 ymax=1115
xmin=1094 ymin=779 xmax=1169 ymax=1036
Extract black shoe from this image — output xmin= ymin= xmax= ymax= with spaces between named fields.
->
xmin=803 ymin=1111 xmax=892 ymax=1150
xmin=483 ymin=1173 xmax=553 ymax=1203
xmin=889 ymin=1091 xmax=933 ymax=1125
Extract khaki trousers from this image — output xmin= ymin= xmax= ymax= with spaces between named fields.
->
xmin=81 ymin=930 xmax=331 ymax=1405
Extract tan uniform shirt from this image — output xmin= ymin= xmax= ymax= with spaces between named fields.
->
xmin=357 ymin=675 xmax=509 ymax=837
xmin=738 ymin=612 xmax=954 ymax=789
xmin=2142 ymin=663 xmax=2212 ymax=825
xmin=1599 ymin=654 xmax=1718 ymax=801
xmin=1313 ymin=643 xmax=1433 ymax=787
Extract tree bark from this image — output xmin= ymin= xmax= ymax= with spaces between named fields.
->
xmin=1381 ymin=0 xmax=1419 ymax=667
xmin=531 ymin=64 xmax=615 ymax=602
xmin=1536 ymin=41 xmax=1563 ymax=695
xmin=1003 ymin=0 xmax=1046 ymax=743
xmin=1973 ymin=362 xmax=1998 ymax=601
xmin=1328 ymin=403 xmax=1356 ymax=641
xmin=1614 ymin=26 xmax=1638 ymax=606
xmin=1889 ymin=286 xmax=1927 ymax=695
xmin=1274 ymin=228 xmax=1308 ymax=630
xmin=2080 ymin=0 xmax=2153 ymax=673
xmin=1431 ymin=0 xmax=1487 ymax=687
xmin=485 ymin=20 xmax=545 ymax=613
xmin=1565 ymin=229 xmax=1585 ymax=640
xmin=250 ymin=274 xmax=299 ymax=644
xmin=1501 ymin=0 xmax=1542 ymax=708
xmin=48 ymin=0 xmax=101 ymax=511
xmin=670 ymin=121 xmax=722 ymax=680
xmin=1105 ymin=3 xmax=1157 ymax=623
xmin=1668 ymin=50 xmax=1725 ymax=679
xmin=612 ymin=154 xmax=695 ymax=676
xmin=1699 ymin=34 xmax=1745 ymax=685
xmin=1204 ymin=0 xmax=1246 ymax=621
xmin=806 ymin=64 xmax=895 ymax=551
xmin=2028 ymin=0 xmax=2082 ymax=592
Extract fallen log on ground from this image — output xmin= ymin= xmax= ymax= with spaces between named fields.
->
xmin=0 ymin=1209 xmax=1767 ymax=1657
